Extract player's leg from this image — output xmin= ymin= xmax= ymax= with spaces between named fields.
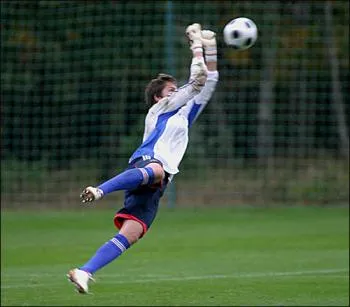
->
xmin=80 ymin=160 xmax=165 ymax=203
xmin=67 ymin=208 xmax=156 ymax=294
xmin=98 ymin=162 xmax=164 ymax=194
xmin=67 ymin=221 xmax=143 ymax=294
xmin=68 ymin=160 xmax=168 ymax=294
xmin=67 ymin=224 xmax=133 ymax=294
xmin=76 ymin=218 xmax=144 ymax=276
xmin=118 ymin=219 xmax=144 ymax=244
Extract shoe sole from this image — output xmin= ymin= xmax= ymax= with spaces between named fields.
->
xmin=67 ymin=270 xmax=88 ymax=294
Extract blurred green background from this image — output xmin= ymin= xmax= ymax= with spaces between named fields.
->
xmin=1 ymin=0 xmax=349 ymax=208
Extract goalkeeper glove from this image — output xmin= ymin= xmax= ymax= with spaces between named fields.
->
xmin=201 ymin=29 xmax=217 ymax=62
xmin=186 ymin=23 xmax=203 ymax=53
xmin=80 ymin=186 xmax=104 ymax=203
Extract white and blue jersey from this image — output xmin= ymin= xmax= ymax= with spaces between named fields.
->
xmin=129 ymin=70 xmax=219 ymax=177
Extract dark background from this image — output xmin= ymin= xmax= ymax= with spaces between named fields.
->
xmin=1 ymin=0 xmax=349 ymax=207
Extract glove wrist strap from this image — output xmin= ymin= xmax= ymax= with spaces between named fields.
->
xmin=204 ymin=46 xmax=217 ymax=62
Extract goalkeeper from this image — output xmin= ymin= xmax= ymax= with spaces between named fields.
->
xmin=68 ymin=23 xmax=219 ymax=294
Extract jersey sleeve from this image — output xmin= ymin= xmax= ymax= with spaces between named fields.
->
xmin=186 ymin=70 xmax=219 ymax=126
xmin=193 ymin=70 xmax=219 ymax=105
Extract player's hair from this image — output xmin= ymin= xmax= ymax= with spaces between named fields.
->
xmin=144 ymin=73 xmax=177 ymax=108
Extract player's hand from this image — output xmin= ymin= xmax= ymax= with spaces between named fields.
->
xmin=201 ymin=30 xmax=217 ymax=50
xmin=200 ymin=29 xmax=217 ymax=63
xmin=186 ymin=23 xmax=203 ymax=52
xmin=80 ymin=186 xmax=104 ymax=203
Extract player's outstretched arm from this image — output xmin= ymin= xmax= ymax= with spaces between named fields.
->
xmin=151 ymin=23 xmax=207 ymax=113
xmin=193 ymin=28 xmax=219 ymax=105
xmin=185 ymin=23 xmax=208 ymax=90
xmin=201 ymin=29 xmax=217 ymax=72
xmin=182 ymin=28 xmax=219 ymax=127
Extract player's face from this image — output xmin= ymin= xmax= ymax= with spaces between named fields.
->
xmin=153 ymin=81 xmax=177 ymax=104
xmin=160 ymin=82 xmax=177 ymax=99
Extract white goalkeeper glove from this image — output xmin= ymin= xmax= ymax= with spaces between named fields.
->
xmin=186 ymin=23 xmax=203 ymax=53
xmin=201 ymin=29 xmax=217 ymax=63
xmin=80 ymin=186 xmax=104 ymax=203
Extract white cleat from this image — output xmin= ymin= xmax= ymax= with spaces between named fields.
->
xmin=67 ymin=268 xmax=94 ymax=294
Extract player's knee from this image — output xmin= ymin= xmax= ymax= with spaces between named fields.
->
xmin=146 ymin=163 xmax=165 ymax=184
xmin=119 ymin=220 xmax=144 ymax=244
xmin=124 ymin=231 xmax=141 ymax=245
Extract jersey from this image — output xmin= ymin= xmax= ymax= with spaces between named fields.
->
xmin=129 ymin=70 xmax=219 ymax=177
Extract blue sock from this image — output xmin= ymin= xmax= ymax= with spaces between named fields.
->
xmin=98 ymin=167 xmax=155 ymax=195
xmin=80 ymin=233 xmax=130 ymax=274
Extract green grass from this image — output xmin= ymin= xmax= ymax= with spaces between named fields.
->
xmin=1 ymin=206 xmax=349 ymax=306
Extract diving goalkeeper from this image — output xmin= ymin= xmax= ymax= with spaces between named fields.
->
xmin=67 ymin=23 xmax=219 ymax=294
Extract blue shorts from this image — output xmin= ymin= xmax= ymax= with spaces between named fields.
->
xmin=113 ymin=157 xmax=169 ymax=237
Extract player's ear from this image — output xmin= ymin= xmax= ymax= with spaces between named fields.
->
xmin=153 ymin=94 xmax=161 ymax=103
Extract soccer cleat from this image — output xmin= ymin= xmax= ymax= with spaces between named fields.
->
xmin=67 ymin=268 xmax=94 ymax=294
xmin=80 ymin=186 xmax=104 ymax=203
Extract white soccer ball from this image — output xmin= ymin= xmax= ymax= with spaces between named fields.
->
xmin=223 ymin=17 xmax=258 ymax=50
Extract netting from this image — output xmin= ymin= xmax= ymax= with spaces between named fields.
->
xmin=1 ymin=0 xmax=349 ymax=208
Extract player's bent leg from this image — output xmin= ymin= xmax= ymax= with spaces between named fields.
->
xmin=79 ymin=161 xmax=165 ymax=203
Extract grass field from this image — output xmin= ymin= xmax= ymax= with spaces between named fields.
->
xmin=1 ymin=206 xmax=349 ymax=306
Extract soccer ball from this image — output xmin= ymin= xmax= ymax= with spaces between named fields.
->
xmin=223 ymin=17 xmax=258 ymax=50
